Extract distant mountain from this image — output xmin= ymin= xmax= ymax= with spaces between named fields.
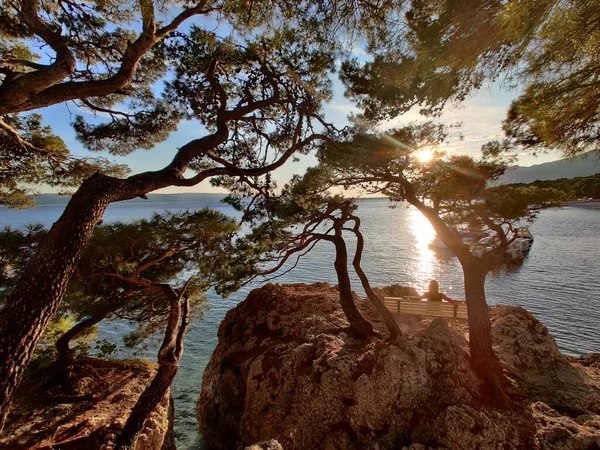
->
xmin=30 ymin=192 xmax=227 ymax=206
xmin=498 ymin=151 xmax=600 ymax=184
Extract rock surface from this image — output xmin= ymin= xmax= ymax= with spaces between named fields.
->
xmin=197 ymin=283 xmax=600 ymax=450
xmin=244 ymin=440 xmax=284 ymax=450
xmin=0 ymin=359 xmax=174 ymax=450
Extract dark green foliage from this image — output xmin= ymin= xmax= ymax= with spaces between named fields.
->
xmin=94 ymin=339 xmax=117 ymax=358
xmin=0 ymin=0 xmax=409 ymax=208
xmin=72 ymin=101 xmax=182 ymax=156
xmin=0 ymin=114 xmax=129 ymax=207
xmin=502 ymin=0 xmax=600 ymax=157
xmin=340 ymin=0 xmax=600 ymax=156
xmin=0 ymin=209 xmax=253 ymax=352
xmin=507 ymin=173 xmax=600 ymax=201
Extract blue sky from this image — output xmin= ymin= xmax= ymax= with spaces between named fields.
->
xmin=15 ymin=6 xmax=568 ymax=195
xmin=29 ymin=9 xmax=564 ymax=196
xmin=36 ymin=73 xmax=562 ymax=195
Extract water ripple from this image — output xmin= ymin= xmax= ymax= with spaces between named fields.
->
xmin=2 ymin=197 xmax=598 ymax=449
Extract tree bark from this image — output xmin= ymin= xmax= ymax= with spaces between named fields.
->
xmin=54 ymin=304 xmax=113 ymax=385
xmin=462 ymin=261 xmax=509 ymax=408
xmin=115 ymin=289 xmax=189 ymax=449
xmin=331 ymin=229 xmax=373 ymax=339
xmin=0 ymin=169 xmax=183 ymax=429
xmin=404 ymin=197 xmax=509 ymax=407
xmin=0 ymin=173 xmax=122 ymax=430
xmin=350 ymin=217 xmax=402 ymax=339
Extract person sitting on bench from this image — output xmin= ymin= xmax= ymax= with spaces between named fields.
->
xmin=420 ymin=280 xmax=462 ymax=305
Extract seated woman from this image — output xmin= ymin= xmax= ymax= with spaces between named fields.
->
xmin=420 ymin=280 xmax=462 ymax=305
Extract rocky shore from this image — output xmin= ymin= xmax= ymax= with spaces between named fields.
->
xmin=198 ymin=283 xmax=600 ymax=450
xmin=0 ymin=359 xmax=174 ymax=450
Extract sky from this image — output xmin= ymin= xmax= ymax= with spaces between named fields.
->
xmin=35 ymin=74 xmax=562 ymax=195
xmin=27 ymin=10 xmax=565 ymax=195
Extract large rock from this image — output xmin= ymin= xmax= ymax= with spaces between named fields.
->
xmin=0 ymin=359 xmax=174 ymax=450
xmin=493 ymin=306 xmax=600 ymax=416
xmin=197 ymin=283 xmax=599 ymax=449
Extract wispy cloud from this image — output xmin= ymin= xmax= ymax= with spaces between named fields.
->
xmin=350 ymin=46 xmax=368 ymax=57
xmin=326 ymin=102 xmax=360 ymax=114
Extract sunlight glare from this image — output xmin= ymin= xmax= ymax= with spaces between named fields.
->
xmin=409 ymin=207 xmax=436 ymax=289
xmin=415 ymin=148 xmax=434 ymax=163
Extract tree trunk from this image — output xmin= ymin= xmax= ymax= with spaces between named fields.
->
xmin=350 ymin=216 xmax=401 ymax=338
xmin=405 ymin=199 xmax=509 ymax=407
xmin=462 ymin=262 xmax=509 ymax=408
xmin=115 ymin=290 xmax=189 ymax=449
xmin=0 ymin=167 xmax=190 ymax=429
xmin=54 ymin=305 xmax=112 ymax=386
xmin=116 ymin=365 xmax=178 ymax=449
xmin=331 ymin=231 xmax=373 ymax=339
xmin=0 ymin=173 xmax=122 ymax=430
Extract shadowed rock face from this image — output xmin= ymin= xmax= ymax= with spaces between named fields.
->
xmin=493 ymin=306 xmax=600 ymax=416
xmin=245 ymin=440 xmax=284 ymax=450
xmin=197 ymin=283 xmax=600 ymax=450
xmin=0 ymin=360 xmax=174 ymax=450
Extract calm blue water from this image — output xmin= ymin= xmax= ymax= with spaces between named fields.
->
xmin=1 ymin=194 xmax=599 ymax=448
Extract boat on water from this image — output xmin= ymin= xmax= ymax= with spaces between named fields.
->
xmin=514 ymin=227 xmax=534 ymax=245
xmin=430 ymin=227 xmax=534 ymax=260
xmin=475 ymin=227 xmax=534 ymax=260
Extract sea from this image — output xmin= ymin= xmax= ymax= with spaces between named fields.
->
xmin=1 ymin=193 xmax=599 ymax=449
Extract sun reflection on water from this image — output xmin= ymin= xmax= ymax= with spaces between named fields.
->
xmin=408 ymin=207 xmax=437 ymax=291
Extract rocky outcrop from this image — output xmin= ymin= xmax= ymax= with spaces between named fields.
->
xmin=245 ymin=440 xmax=284 ymax=450
xmin=493 ymin=306 xmax=600 ymax=416
xmin=197 ymin=283 xmax=600 ymax=450
xmin=0 ymin=359 xmax=174 ymax=450
xmin=371 ymin=284 xmax=419 ymax=299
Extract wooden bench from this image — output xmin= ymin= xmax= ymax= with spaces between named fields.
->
xmin=384 ymin=296 xmax=497 ymax=322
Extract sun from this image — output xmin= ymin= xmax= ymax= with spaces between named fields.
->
xmin=415 ymin=148 xmax=434 ymax=163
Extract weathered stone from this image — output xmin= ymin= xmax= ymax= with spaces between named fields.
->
xmin=0 ymin=359 xmax=173 ymax=450
xmin=198 ymin=284 xmax=592 ymax=450
xmin=493 ymin=306 xmax=600 ymax=415
xmin=198 ymin=283 xmax=600 ymax=450
xmin=245 ymin=439 xmax=284 ymax=450
xmin=532 ymin=402 xmax=600 ymax=449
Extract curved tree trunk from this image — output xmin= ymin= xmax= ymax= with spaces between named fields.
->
xmin=0 ymin=169 xmax=179 ymax=428
xmin=350 ymin=216 xmax=401 ymax=338
xmin=462 ymin=262 xmax=509 ymax=408
xmin=115 ymin=289 xmax=189 ymax=449
xmin=331 ymin=230 xmax=373 ymax=339
xmin=0 ymin=173 xmax=120 ymax=429
xmin=54 ymin=305 xmax=113 ymax=386
xmin=0 ymin=143 xmax=227 ymax=428
xmin=405 ymin=199 xmax=509 ymax=407
xmin=0 ymin=71 xmax=316 ymax=426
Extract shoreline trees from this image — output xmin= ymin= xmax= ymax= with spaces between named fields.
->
xmin=0 ymin=0 xmax=409 ymax=429
xmin=310 ymin=124 xmax=562 ymax=405
xmin=227 ymin=170 xmax=402 ymax=339
xmin=0 ymin=209 xmax=256 ymax=445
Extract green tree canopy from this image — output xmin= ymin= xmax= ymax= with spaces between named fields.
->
xmin=0 ymin=0 xmax=406 ymax=206
xmin=340 ymin=0 xmax=600 ymax=157
xmin=0 ymin=209 xmax=252 ymax=360
xmin=316 ymin=124 xmax=563 ymax=261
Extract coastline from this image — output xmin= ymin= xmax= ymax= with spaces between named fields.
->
xmin=565 ymin=200 xmax=600 ymax=210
